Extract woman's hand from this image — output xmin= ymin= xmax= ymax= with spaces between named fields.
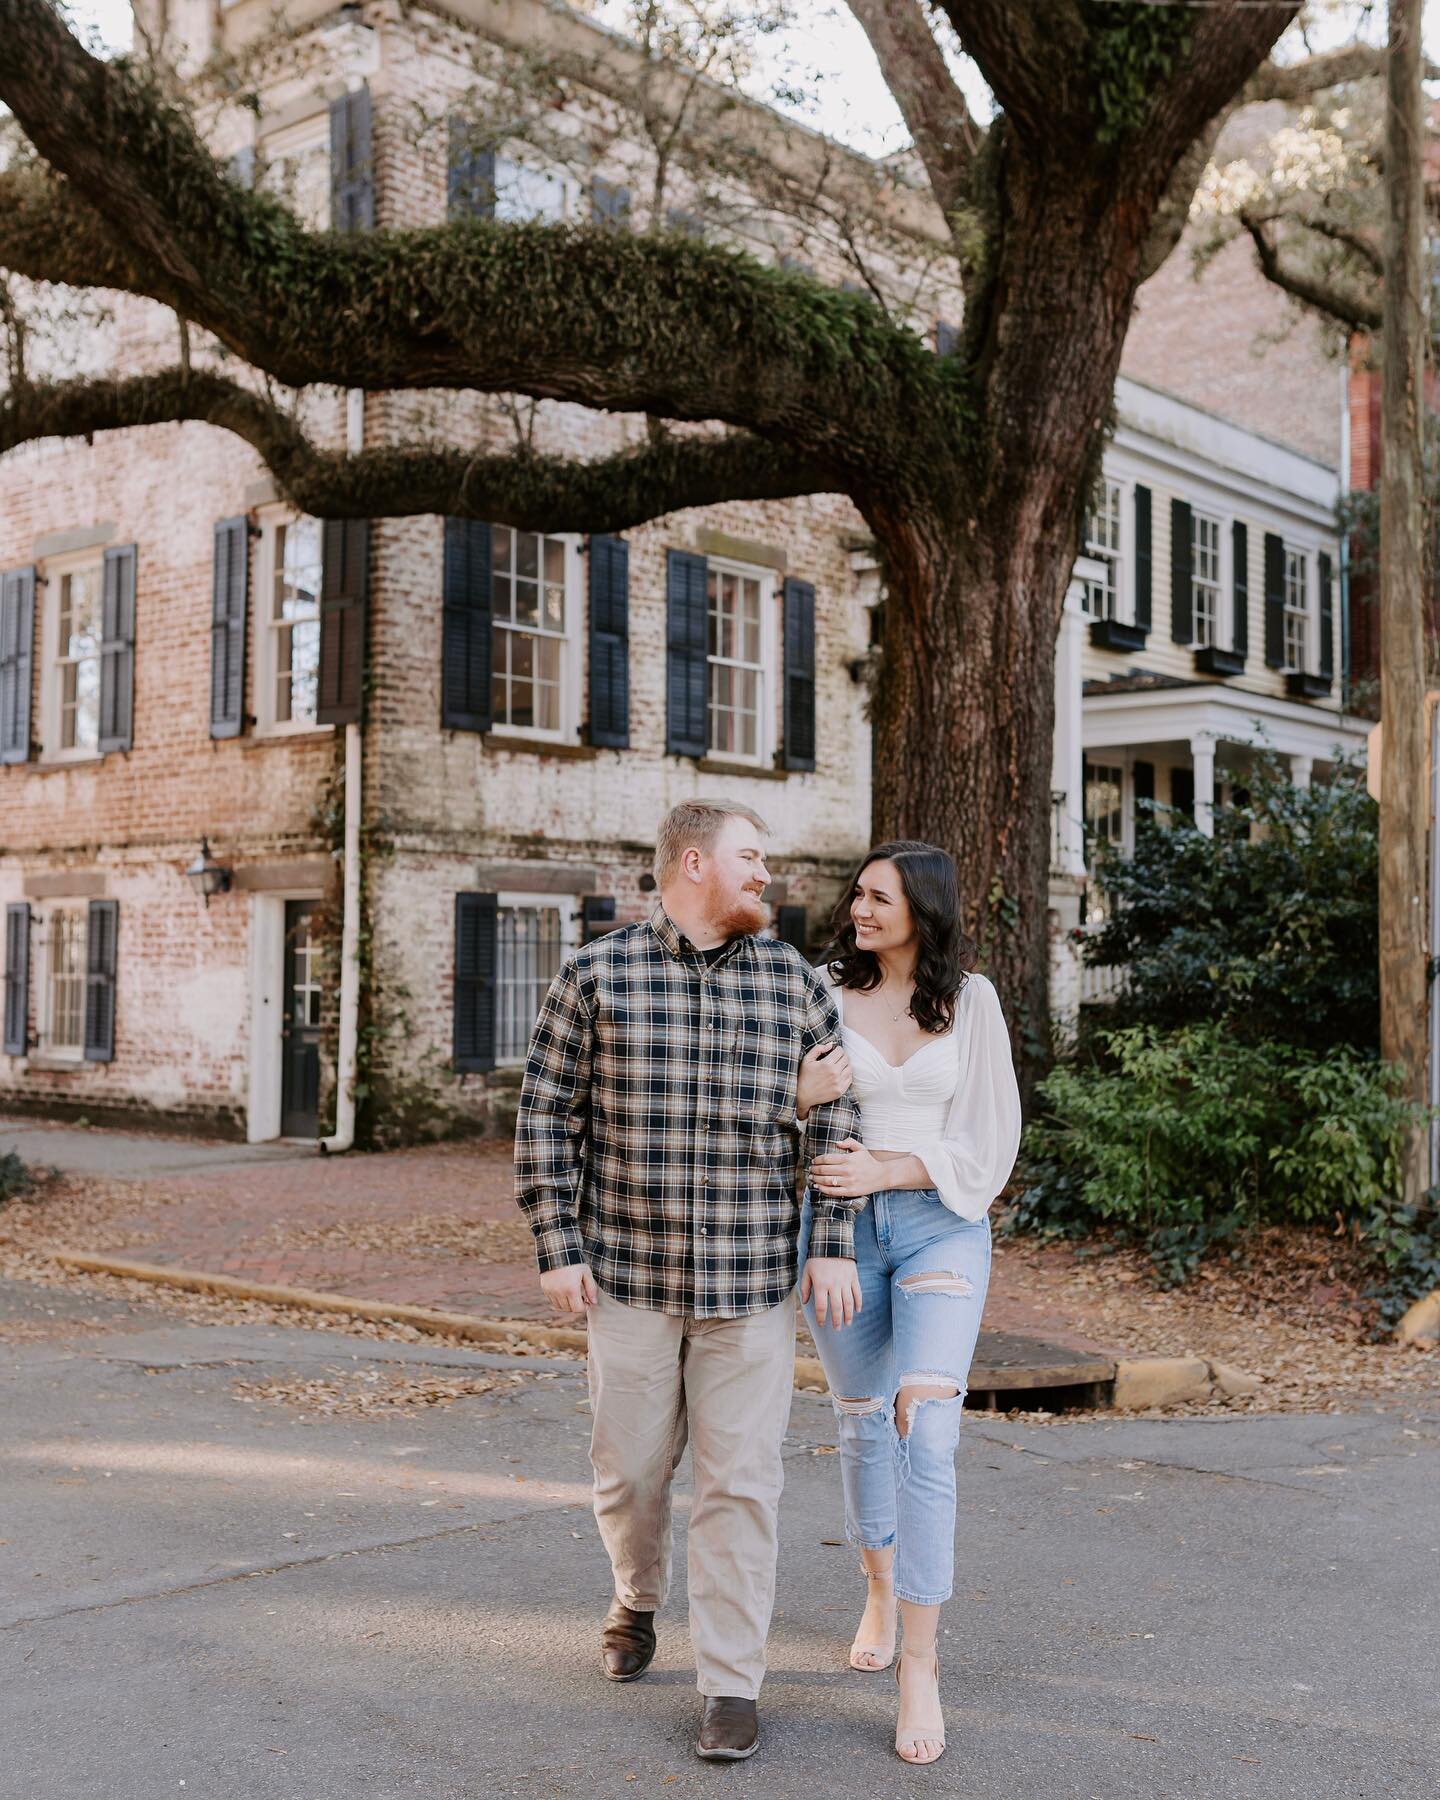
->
xmin=796 ymin=1041 xmax=852 ymax=1121
xmin=811 ymin=1138 xmax=888 ymax=1200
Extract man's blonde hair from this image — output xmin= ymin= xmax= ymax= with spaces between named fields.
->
xmin=654 ymin=801 xmax=769 ymax=887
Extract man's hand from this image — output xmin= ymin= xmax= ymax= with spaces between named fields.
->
xmin=800 ymin=1257 xmax=862 ymax=1330
xmin=540 ymin=1263 xmax=599 ymax=1314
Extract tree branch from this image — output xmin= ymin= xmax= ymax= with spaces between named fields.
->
xmin=0 ymin=0 xmax=953 ymax=478
xmin=1238 ymin=212 xmax=1381 ymax=331
xmin=0 ymin=369 xmax=840 ymax=530
xmin=1246 ymin=43 xmax=1435 ymax=103
xmin=841 ymin=0 xmax=982 ymax=216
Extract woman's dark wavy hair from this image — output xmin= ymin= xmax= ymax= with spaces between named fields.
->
xmin=825 ymin=841 xmax=975 ymax=1035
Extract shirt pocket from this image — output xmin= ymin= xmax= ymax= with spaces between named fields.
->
xmin=730 ymin=1015 xmax=795 ymax=1122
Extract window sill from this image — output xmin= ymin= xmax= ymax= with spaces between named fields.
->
xmin=1285 ymin=671 xmax=1333 ymax=700
xmin=483 ymin=733 xmax=598 ymax=762
xmin=1088 ymin=618 xmax=1148 ymax=654
xmin=243 ymin=726 xmax=337 ymax=750
xmin=34 ymin=753 xmax=106 ymax=771
xmin=23 ymin=1053 xmax=88 ymax=1073
xmin=1194 ymin=645 xmax=1246 ymax=678
xmin=696 ymin=757 xmax=789 ymax=782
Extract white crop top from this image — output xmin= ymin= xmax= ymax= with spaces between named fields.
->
xmin=824 ymin=970 xmax=1023 ymax=1221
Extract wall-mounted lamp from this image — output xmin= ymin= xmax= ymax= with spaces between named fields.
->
xmin=186 ymin=840 xmax=232 ymax=907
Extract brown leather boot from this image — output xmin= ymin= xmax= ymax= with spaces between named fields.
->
xmin=696 ymin=1696 xmax=759 ymax=1761
xmin=601 ymin=1598 xmax=656 ymax=1683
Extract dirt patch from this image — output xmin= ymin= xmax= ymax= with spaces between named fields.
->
xmin=993 ymin=1228 xmax=1440 ymax=1416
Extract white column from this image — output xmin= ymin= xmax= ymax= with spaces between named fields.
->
xmin=1190 ymin=734 xmax=1216 ymax=837
xmin=1053 ymin=588 xmax=1088 ymax=875
xmin=1290 ymin=753 xmax=1314 ymax=790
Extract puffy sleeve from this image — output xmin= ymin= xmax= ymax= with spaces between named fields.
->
xmin=909 ymin=975 xmax=1022 ymax=1222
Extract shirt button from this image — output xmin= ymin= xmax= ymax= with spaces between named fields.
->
xmin=699 ymin=1227 xmax=708 ymax=1236
xmin=700 ymin=1175 xmax=709 ymax=1186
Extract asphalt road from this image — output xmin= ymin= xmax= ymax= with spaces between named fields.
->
xmin=1 ymin=1274 xmax=1436 ymax=1800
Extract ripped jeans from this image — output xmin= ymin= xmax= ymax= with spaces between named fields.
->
xmin=800 ymin=1188 xmax=991 ymax=1606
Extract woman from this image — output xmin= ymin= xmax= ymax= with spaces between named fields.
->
xmin=795 ymin=841 xmax=1021 ymax=1766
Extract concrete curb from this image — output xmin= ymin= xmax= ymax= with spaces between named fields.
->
xmin=45 ymin=1249 xmax=1261 ymax=1409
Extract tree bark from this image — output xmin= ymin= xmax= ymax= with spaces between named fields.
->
xmin=1378 ymin=0 xmax=1429 ymax=1201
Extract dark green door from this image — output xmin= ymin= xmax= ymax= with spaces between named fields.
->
xmin=281 ymin=901 xmax=322 ymax=1137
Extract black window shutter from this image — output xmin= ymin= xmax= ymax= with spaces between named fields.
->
xmin=782 ymin=576 xmax=817 ymax=771
xmin=330 ymin=87 xmax=374 ymax=232
xmin=210 ymin=517 xmax=249 ymax=739
xmin=1133 ymin=485 xmax=1152 ymax=631
xmin=1263 ymin=532 xmax=1286 ymax=668
xmin=1132 ymin=760 xmax=1155 ymax=805
xmin=582 ymin=895 xmax=617 ymax=942
xmin=4 ymin=902 xmax=29 ymax=1056
xmin=1170 ymin=499 xmax=1193 ymax=645
xmin=776 ymin=904 xmax=808 ymax=953
xmin=591 ymin=179 xmax=631 ymax=227
xmin=1319 ymin=551 xmax=1335 ymax=678
xmin=99 ymin=545 xmax=136 ymax=754
xmin=441 ymin=518 xmax=493 ymax=733
xmin=448 ymin=117 xmax=495 ymax=219
xmin=318 ymin=520 xmax=369 ymax=725
xmin=83 ymin=898 xmax=118 ymax=1063
xmin=666 ymin=550 xmax=708 ymax=759
xmin=1170 ymin=767 xmax=1195 ymax=822
xmin=0 ymin=566 xmax=35 ymax=764
xmin=1231 ymin=520 xmax=1249 ymax=662
xmin=666 ymin=208 xmax=704 ymax=238
xmin=454 ymin=892 xmax=498 ymax=1073
xmin=588 ymin=535 xmax=630 ymax=748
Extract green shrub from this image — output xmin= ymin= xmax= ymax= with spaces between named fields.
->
xmin=0 ymin=1151 xmax=38 ymax=1207
xmin=1015 ymin=1023 xmax=1427 ymax=1287
xmin=1084 ymin=758 xmax=1378 ymax=1053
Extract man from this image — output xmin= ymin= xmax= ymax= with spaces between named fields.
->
xmin=514 ymin=801 xmax=863 ymax=1762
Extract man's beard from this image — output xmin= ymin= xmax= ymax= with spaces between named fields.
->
xmin=710 ymin=888 xmax=768 ymax=940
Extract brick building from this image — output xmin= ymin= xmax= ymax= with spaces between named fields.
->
xmin=0 ymin=0 xmax=1368 ymax=1136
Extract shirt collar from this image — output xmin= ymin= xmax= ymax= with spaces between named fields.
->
xmin=650 ymin=906 xmax=749 ymax=966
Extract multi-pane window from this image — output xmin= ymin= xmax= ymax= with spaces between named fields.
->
xmin=272 ymin=517 xmax=323 ymax=726
xmin=1083 ymin=761 xmax=1125 ymax=849
xmin=1191 ymin=511 xmax=1223 ymax=647
xmin=495 ymin=900 xmax=568 ymax=1063
xmin=56 ymin=566 xmax=103 ymax=753
xmin=1081 ymin=479 xmax=1123 ymax=620
xmin=41 ymin=906 xmax=86 ymax=1056
xmin=1283 ymin=547 xmax=1310 ymax=671
xmin=492 ymin=527 xmax=568 ymax=733
xmin=708 ymin=566 xmax=765 ymax=760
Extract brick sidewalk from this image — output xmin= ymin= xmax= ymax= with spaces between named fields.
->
xmin=10 ymin=1126 xmax=1113 ymax=1354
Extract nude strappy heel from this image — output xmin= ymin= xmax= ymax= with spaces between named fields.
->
xmin=894 ymin=1652 xmax=946 ymax=1764
xmin=849 ymin=1567 xmax=896 ymax=1672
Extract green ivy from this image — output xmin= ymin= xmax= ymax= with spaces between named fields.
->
xmin=1083 ymin=2 xmax=1195 ymax=146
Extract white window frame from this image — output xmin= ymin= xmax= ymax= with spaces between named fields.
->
xmin=1281 ymin=542 xmax=1314 ymax=674
xmin=1081 ymin=477 xmax=1126 ymax=622
xmin=253 ymin=508 xmax=332 ymax=739
xmin=492 ymin=155 xmax=574 ymax=224
xmin=494 ymin=891 xmax=580 ymax=1068
xmin=705 ymin=555 xmax=778 ymax=767
xmin=1082 ymin=757 xmax=1130 ymax=857
xmin=35 ymin=901 xmax=88 ymax=1062
xmin=39 ymin=548 xmax=106 ymax=764
xmin=488 ymin=527 xmax=582 ymax=742
xmin=1190 ymin=507 xmax=1229 ymax=650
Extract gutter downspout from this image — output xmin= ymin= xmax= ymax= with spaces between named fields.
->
xmin=1339 ymin=359 xmax=1353 ymax=712
xmin=322 ymin=387 xmax=366 ymax=1154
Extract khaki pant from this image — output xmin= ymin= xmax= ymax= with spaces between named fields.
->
xmin=587 ymin=1286 xmax=796 ymax=1699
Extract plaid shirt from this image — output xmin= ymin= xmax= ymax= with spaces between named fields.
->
xmin=514 ymin=907 xmax=864 ymax=1318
